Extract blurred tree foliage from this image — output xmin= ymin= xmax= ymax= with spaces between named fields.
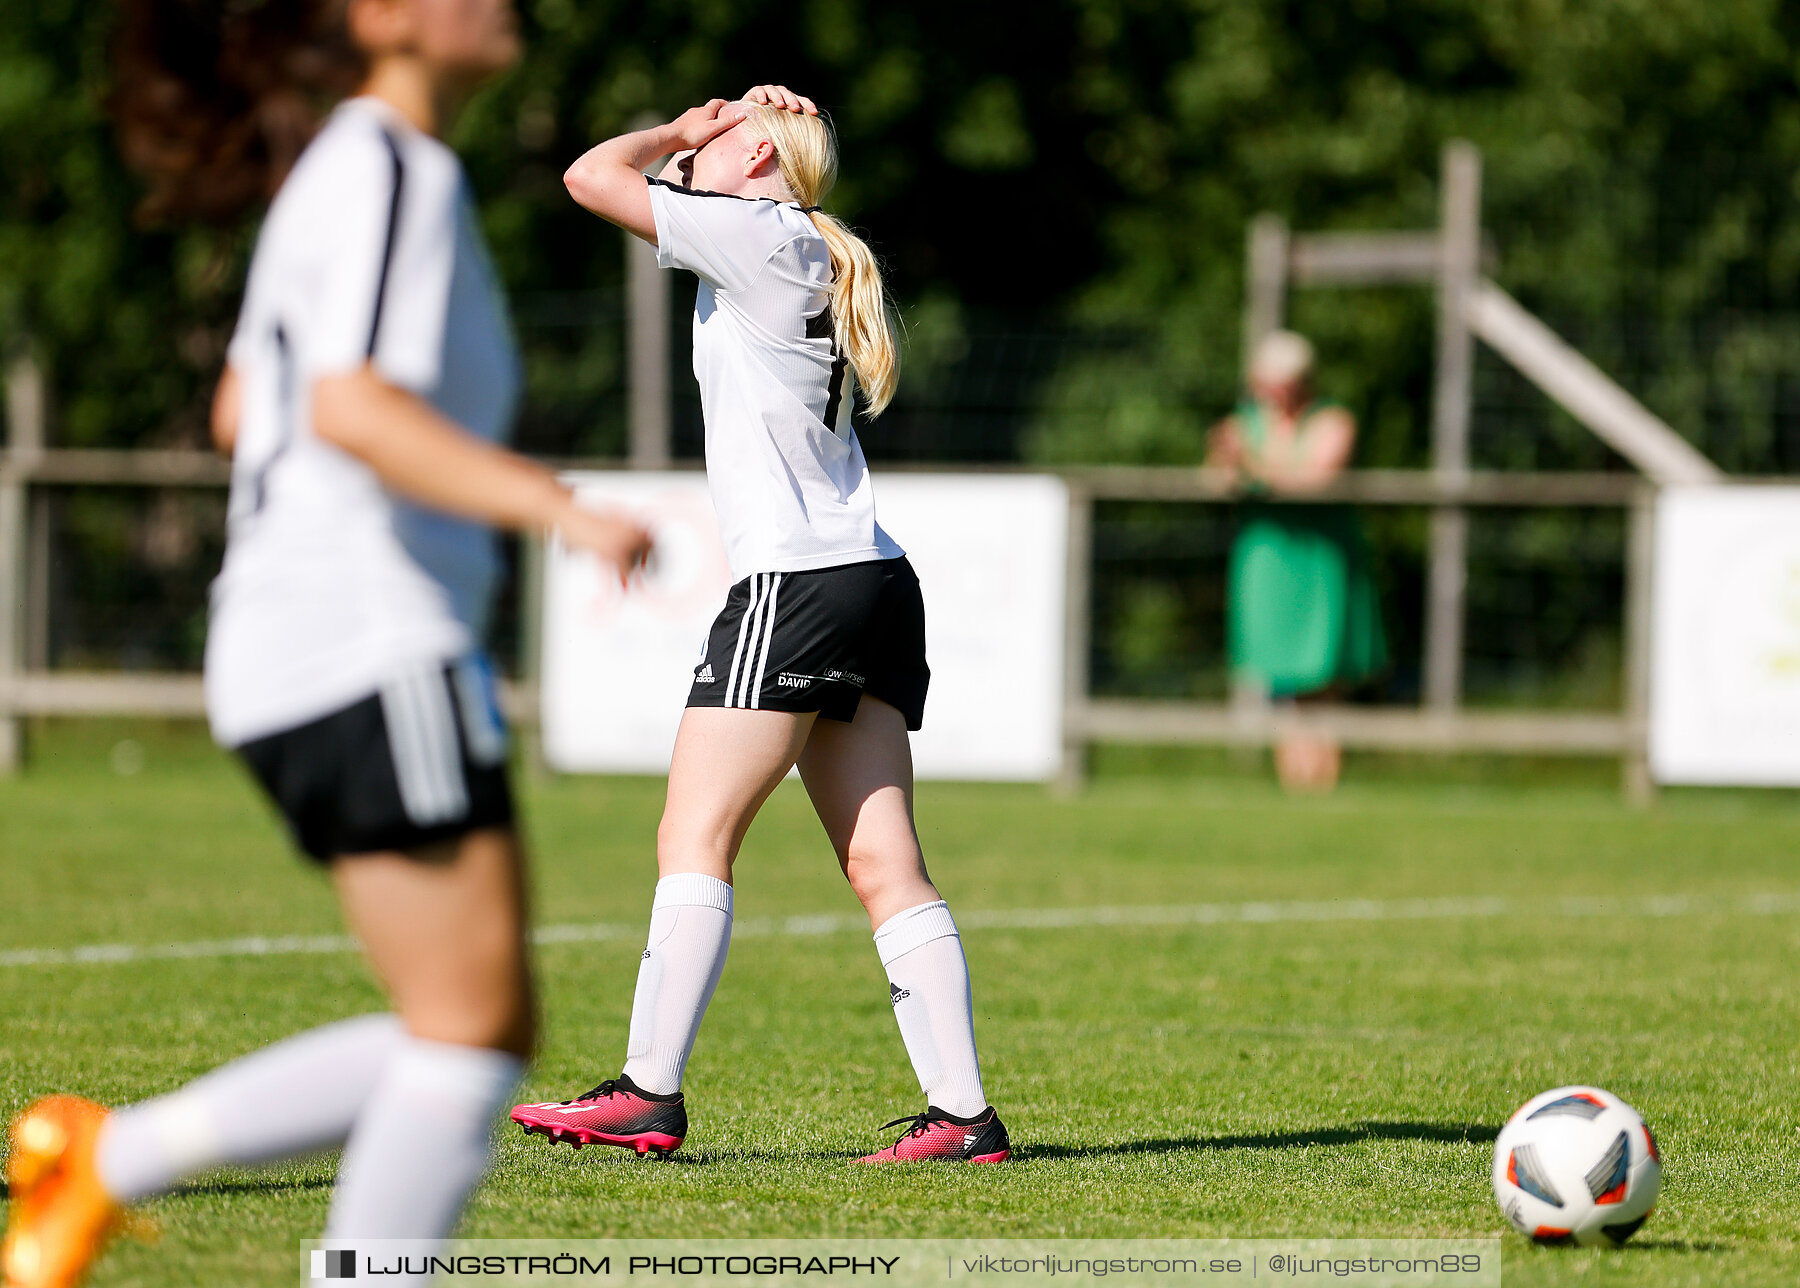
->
xmin=5 ymin=0 xmax=1800 ymax=697
xmin=7 ymin=0 xmax=1799 ymax=465
xmin=1026 ymin=0 xmax=1800 ymax=471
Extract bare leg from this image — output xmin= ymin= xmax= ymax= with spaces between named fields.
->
xmin=334 ymin=827 xmax=535 ymax=1057
xmin=1314 ymin=736 xmax=1342 ymax=791
xmin=608 ymin=706 xmax=815 ymax=1095
xmin=94 ymin=827 xmax=534 ymax=1255
xmin=657 ymin=706 xmax=817 ymax=880
xmin=800 ymin=697 xmax=988 ymax=1118
xmin=1275 ymin=733 xmax=1341 ymax=794
xmin=796 ymin=696 xmax=937 ymax=928
xmin=325 ymin=828 xmax=533 ymax=1243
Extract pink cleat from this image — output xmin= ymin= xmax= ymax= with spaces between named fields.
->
xmin=510 ymin=1074 xmax=686 ymax=1159
xmin=856 ymin=1106 xmax=1011 ymax=1164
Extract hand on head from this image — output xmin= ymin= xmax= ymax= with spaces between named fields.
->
xmin=669 ymin=99 xmax=751 ymax=151
xmin=665 ymin=88 xmax=814 ymax=154
xmin=742 ymin=85 xmax=818 ymax=116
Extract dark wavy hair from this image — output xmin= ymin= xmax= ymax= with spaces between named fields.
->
xmin=110 ymin=0 xmax=366 ymax=224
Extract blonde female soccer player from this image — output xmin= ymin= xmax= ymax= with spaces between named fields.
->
xmin=2 ymin=1 xmax=650 ymax=1285
xmin=509 ymin=87 xmax=1010 ymax=1164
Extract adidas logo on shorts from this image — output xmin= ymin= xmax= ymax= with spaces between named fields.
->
xmin=890 ymin=983 xmax=911 ymax=1005
xmin=695 ymin=664 xmax=716 ymax=684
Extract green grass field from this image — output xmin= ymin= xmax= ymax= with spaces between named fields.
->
xmin=5 ymin=722 xmax=1800 ymax=1286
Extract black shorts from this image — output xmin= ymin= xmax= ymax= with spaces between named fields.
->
xmin=687 ymin=556 xmax=930 ymax=730
xmin=236 ymin=658 xmax=515 ymax=863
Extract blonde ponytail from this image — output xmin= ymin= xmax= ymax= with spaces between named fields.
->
xmin=747 ymin=104 xmax=898 ymax=417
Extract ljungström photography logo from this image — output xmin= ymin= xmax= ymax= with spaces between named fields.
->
xmin=299 ymin=1238 xmax=1501 ymax=1285
xmin=311 ymin=1248 xmax=356 ymax=1279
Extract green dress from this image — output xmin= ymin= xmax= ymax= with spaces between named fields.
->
xmin=1226 ymin=400 xmax=1387 ymax=697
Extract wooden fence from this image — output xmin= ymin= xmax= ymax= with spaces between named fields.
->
xmin=0 ymin=433 xmax=1657 ymax=794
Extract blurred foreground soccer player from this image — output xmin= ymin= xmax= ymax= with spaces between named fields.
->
xmin=507 ymin=87 xmax=1010 ymax=1165
xmin=1 ymin=2 xmax=650 ymax=1285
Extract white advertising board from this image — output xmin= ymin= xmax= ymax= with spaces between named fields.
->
xmin=541 ymin=472 xmax=1067 ymax=780
xmin=1650 ymin=485 xmax=1800 ymax=785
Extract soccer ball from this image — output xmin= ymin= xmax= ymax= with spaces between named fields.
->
xmin=1491 ymin=1086 xmax=1661 ymax=1247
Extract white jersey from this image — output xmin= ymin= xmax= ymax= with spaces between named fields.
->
xmin=646 ymin=177 xmax=904 ymax=581
xmin=205 ymin=97 xmax=520 ymax=747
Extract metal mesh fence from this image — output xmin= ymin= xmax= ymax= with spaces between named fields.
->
xmin=1085 ymin=502 xmax=1625 ymax=711
xmin=32 ymin=488 xmax=224 ymax=673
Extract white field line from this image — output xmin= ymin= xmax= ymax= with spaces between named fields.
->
xmin=5 ymin=891 xmax=1800 ymax=970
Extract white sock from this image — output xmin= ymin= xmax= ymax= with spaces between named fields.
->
xmin=95 ymin=1014 xmax=403 ymax=1203
xmin=875 ymin=900 xmax=988 ymax=1118
xmin=620 ymin=873 xmax=733 ymax=1095
xmin=324 ymin=1036 xmax=522 ymax=1251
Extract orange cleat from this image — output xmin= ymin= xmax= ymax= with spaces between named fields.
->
xmin=3 ymin=1097 xmax=129 ymax=1288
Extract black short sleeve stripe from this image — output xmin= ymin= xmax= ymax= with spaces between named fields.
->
xmin=646 ymin=174 xmax=808 ymax=208
xmin=366 ymin=129 xmax=406 ymax=359
xmin=810 ymin=309 xmax=844 ymax=430
xmin=823 ymin=355 xmax=848 ymax=434
xmin=647 ymin=174 xmax=755 ymax=203
xmin=249 ymin=323 xmax=294 ymax=515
